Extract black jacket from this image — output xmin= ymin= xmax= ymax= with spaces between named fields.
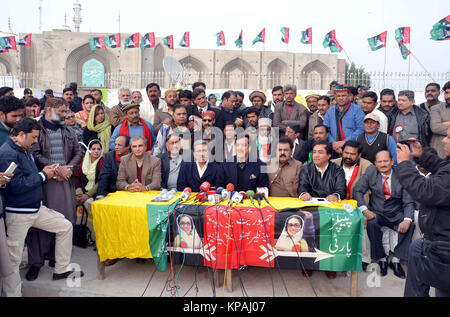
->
xmin=187 ymin=104 xmax=224 ymax=130
xmin=96 ymin=151 xmax=120 ymax=197
xmin=387 ymin=105 xmax=431 ymax=146
xmin=396 ymin=152 xmax=450 ymax=243
xmin=298 ymin=161 xmax=347 ymax=199
xmin=221 ymin=157 xmax=269 ymax=192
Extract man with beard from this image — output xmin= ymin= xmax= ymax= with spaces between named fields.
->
xmin=26 ymin=97 xmax=83 ymax=281
xmin=0 ymin=96 xmax=24 ymax=145
xmin=140 ymin=83 xmax=167 ymax=124
xmin=430 ymin=81 xmax=450 ymax=158
xmin=90 ymin=89 xmax=110 ymax=116
xmin=62 ymin=88 xmax=81 ymax=113
xmin=273 ymin=84 xmax=308 ymax=136
xmin=267 ymin=86 xmax=284 ymax=113
xmin=420 ymin=83 xmax=444 ymax=114
xmin=378 ymin=88 xmax=397 ymax=116
xmin=110 ymin=87 xmax=132 ymax=127
xmin=234 ymin=91 xmax=247 ymax=112
xmin=69 ymin=83 xmax=82 ymax=113
xmin=303 ymin=92 xmax=320 ymax=141
xmin=257 ymin=118 xmax=273 ymax=163
xmin=153 ymin=90 xmax=178 ymax=133
xmin=187 ymin=88 xmax=224 ymax=130
xmin=268 ymin=137 xmax=302 ymax=197
xmin=296 ymin=124 xmax=339 ymax=164
xmin=331 ymin=140 xmax=372 ymax=200
xmin=220 ymin=90 xmax=244 ymax=127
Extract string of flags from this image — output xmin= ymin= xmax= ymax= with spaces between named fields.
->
xmin=0 ymin=15 xmax=447 ymax=59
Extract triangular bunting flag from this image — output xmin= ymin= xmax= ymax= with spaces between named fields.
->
xmin=300 ymin=28 xmax=312 ymax=44
xmin=179 ymin=32 xmax=190 ymax=47
xmin=430 ymin=15 xmax=450 ymax=41
xmin=322 ymin=30 xmax=343 ymax=53
xmin=215 ymin=31 xmax=225 ymax=47
xmin=234 ymin=30 xmax=243 ymax=48
xmin=281 ymin=27 xmax=289 ymax=44
xmin=395 ymin=27 xmax=410 ymax=44
xmin=124 ymin=33 xmax=140 ymax=49
xmin=368 ymin=31 xmax=387 ymax=51
xmin=252 ymin=28 xmax=265 ymax=45
xmin=105 ymin=34 xmax=121 ymax=48
xmin=141 ymin=32 xmax=156 ymax=49
xmin=163 ymin=35 xmax=174 ymax=49
xmin=17 ymin=33 xmax=32 ymax=47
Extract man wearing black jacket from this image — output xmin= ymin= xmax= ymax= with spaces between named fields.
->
xmin=96 ymin=135 xmax=130 ymax=199
xmin=397 ymin=132 xmax=450 ymax=297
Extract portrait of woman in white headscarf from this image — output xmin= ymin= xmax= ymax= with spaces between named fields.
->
xmin=174 ymin=214 xmax=202 ymax=249
xmin=275 ymin=211 xmax=315 ymax=252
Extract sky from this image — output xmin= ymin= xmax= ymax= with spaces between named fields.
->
xmin=1 ymin=0 xmax=449 ymax=74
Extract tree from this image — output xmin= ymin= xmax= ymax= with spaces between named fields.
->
xmin=345 ymin=62 xmax=371 ymax=88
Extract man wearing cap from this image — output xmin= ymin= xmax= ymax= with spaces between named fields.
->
xmin=387 ymin=90 xmax=431 ymax=146
xmin=356 ymin=113 xmax=397 ymax=165
xmin=361 ymin=91 xmax=388 ymax=134
xmin=109 ymin=102 xmax=155 ymax=152
xmin=356 ymin=85 xmax=369 ymax=106
xmin=208 ymin=94 xmax=217 ymax=107
xmin=153 ymin=89 xmax=178 ymax=133
xmin=308 ymin=96 xmax=330 ymax=140
xmin=39 ymin=89 xmax=54 ymax=109
xmin=187 ymin=88 xmax=224 ymax=130
xmin=303 ymin=92 xmax=320 ymax=142
xmin=249 ymin=90 xmax=272 ymax=120
xmin=323 ymin=84 xmax=365 ymax=154
xmin=257 ymin=118 xmax=274 ymax=163
xmin=273 ymin=84 xmax=308 ymax=136
xmin=110 ymin=87 xmax=132 ymax=127
xmin=326 ymin=81 xmax=338 ymax=105
xmin=21 ymin=88 xmax=33 ymax=103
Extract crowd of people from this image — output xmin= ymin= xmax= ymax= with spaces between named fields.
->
xmin=0 ymin=78 xmax=449 ymax=297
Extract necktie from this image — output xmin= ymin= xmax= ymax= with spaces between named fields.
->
xmin=383 ymin=175 xmax=391 ymax=200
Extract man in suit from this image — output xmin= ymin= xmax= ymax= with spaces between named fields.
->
xmin=116 ymin=135 xmax=161 ymax=192
xmin=296 ymin=124 xmax=339 ymax=164
xmin=96 ymin=135 xmax=130 ymax=199
xmin=157 ymin=133 xmax=183 ymax=189
xmin=176 ymin=140 xmax=224 ymax=192
xmin=222 ymin=134 xmax=269 ymax=192
xmin=187 ymin=88 xmax=224 ymax=130
xmin=285 ymin=123 xmax=304 ymax=159
xmin=331 ymin=140 xmax=372 ymax=200
xmin=273 ymin=84 xmax=308 ymax=135
xmin=353 ymin=150 xmax=415 ymax=278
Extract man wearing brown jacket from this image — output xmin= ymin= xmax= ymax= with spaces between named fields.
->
xmin=273 ymin=84 xmax=308 ymax=135
xmin=116 ymin=135 xmax=161 ymax=192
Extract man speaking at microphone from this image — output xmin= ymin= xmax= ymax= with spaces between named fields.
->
xmin=177 ymin=140 xmax=224 ymax=192
xmin=222 ymin=134 xmax=269 ymax=192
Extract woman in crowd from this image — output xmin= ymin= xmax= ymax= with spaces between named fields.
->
xmin=74 ymin=139 xmax=104 ymax=214
xmin=75 ymin=95 xmax=95 ymax=129
xmin=82 ymin=104 xmax=112 ymax=151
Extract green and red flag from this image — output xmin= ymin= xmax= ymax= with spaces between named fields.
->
xmin=179 ymin=32 xmax=190 ymax=48
xmin=17 ymin=33 xmax=32 ymax=47
xmin=395 ymin=26 xmax=410 ymax=44
xmin=141 ymin=32 xmax=156 ymax=49
xmin=323 ymin=30 xmax=343 ymax=53
xmin=105 ymin=33 xmax=121 ymax=48
xmin=430 ymin=15 xmax=450 ymax=41
xmin=397 ymin=41 xmax=411 ymax=60
xmin=368 ymin=31 xmax=387 ymax=51
xmin=124 ymin=33 xmax=140 ymax=49
xmin=163 ymin=35 xmax=174 ymax=49
xmin=280 ymin=27 xmax=289 ymax=44
xmin=235 ymin=30 xmax=243 ymax=48
xmin=0 ymin=36 xmax=16 ymax=50
xmin=88 ymin=36 xmax=106 ymax=50
xmin=215 ymin=31 xmax=225 ymax=46
xmin=252 ymin=28 xmax=265 ymax=45
xmin=300 ymin=27 xmax=312 ymax=44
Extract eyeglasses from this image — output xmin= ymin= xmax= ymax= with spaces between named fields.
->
xmin=287 ymin=223 xmax=301 ymax=228
xmin=202 ymin=119 xmax=213 ymax=122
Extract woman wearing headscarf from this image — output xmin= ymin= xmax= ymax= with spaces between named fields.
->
xmin=82 ymin=104 xmax=112 ymax=151
xmin=174 ymin=214 xmax=202 ymax=249
xmin=75 ymin=95 xmax=95 ymax=129
xmin=74 ymin=139 xmax=104 ymax=213
xmin=275 ymin=212 xmax=315 ymax=252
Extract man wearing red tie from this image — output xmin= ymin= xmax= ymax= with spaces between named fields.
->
xmin=353 ymin=150 xmax=415 ymax=279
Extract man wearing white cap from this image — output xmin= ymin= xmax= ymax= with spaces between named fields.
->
xmin=356 ymin=113 xmax=397 ymax=165
xmin=257 ymin=118 xmax=273 ymax=163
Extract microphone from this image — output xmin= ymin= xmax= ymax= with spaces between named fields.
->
xmin=256 ymin=187 xmax=269 ymax=200
xmin=254 ymin=192 xmax=265 ymax=207
xmin=226 ymin=183 xmax=234 ymax=203
xmin=246 ymin=190 xmax=255 ymax=205
xmin=231 ymin=192 xmax=243 ymax=206
xmin=180 ymin=187 xmax=192 ymax=201
xmin=166 ymin=188 xmax=177 ymax=200
xmin=195 ymin=181 xmax=211 ymax=202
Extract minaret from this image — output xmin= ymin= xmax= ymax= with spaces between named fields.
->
xmin=73 ymin=0 xmax=82 ymax=32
